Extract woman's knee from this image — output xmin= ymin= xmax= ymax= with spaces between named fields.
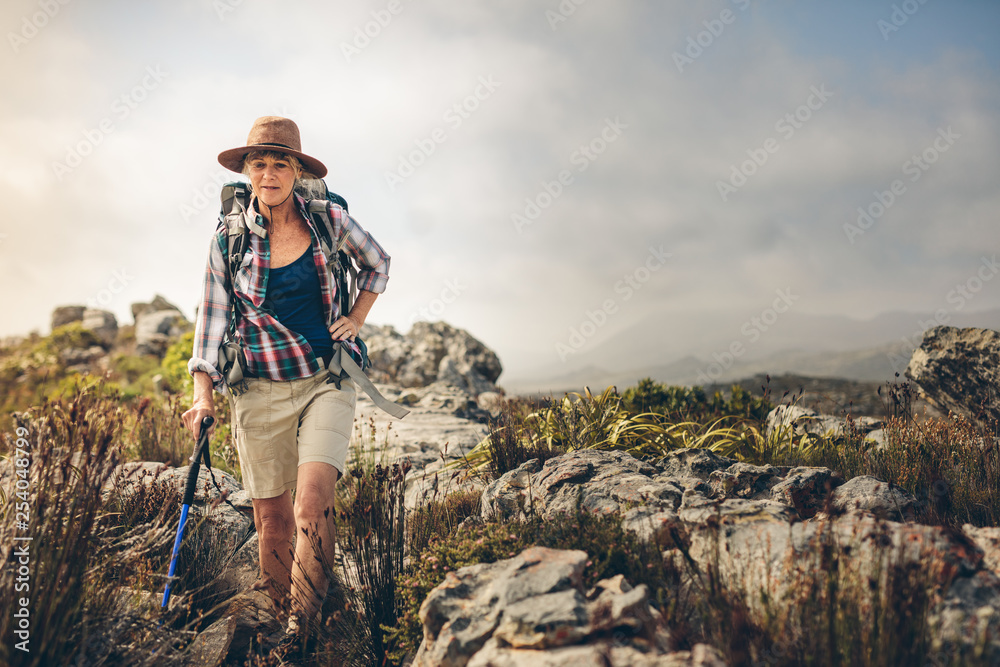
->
xmin=293 ymin=482 xmax=336 ymax=527
xmin=254 ymin=493 xmax=294 ymax=540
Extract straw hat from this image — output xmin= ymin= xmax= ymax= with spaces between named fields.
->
xmin=217 ymin=116 xmax=327 ymax=178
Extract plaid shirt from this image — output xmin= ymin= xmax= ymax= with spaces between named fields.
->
xmin=187 ymin=193 xmax=390 ymax=395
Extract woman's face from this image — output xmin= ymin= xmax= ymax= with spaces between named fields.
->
xmin=247 ymin=153 xmax=297 ymax=209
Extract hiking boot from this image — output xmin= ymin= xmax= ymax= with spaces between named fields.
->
xmin=270 ymin=615 xmax=309 ymax=665
xmin=271 ymin=632 xmax=305 ymax=665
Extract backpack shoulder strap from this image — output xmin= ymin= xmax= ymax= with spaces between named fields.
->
xmin=220 ymin=182 xmax=254 ymax=335
xmin=306 ymin=199 xmax=357 ymax=315
xmin=307 ymin=199 xmax=338 ymax=260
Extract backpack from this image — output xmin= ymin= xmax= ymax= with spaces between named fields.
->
xmin=216 ymin=179 xmax=410 ymax=419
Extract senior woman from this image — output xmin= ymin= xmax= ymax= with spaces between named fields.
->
xmin=181 ymin=116 xmax=391 ymax=639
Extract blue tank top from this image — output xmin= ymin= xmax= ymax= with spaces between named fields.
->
xmin=264 ymin=247 xmax=332 ymax=360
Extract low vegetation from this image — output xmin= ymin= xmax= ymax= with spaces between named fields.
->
xmin=1 ymin=323 xmax=997 ymax=664
xmin=463 ymin=377 xmax=1000 ymax=528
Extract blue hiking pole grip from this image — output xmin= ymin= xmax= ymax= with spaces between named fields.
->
xmin=162 ymin=415 xmax=214 ymax=609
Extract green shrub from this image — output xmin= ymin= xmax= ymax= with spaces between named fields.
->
xmin=462 ymin=385 xmax=780 ymax=472
xmin=160 ymin=331 xmax=195 ymax=395
xmin=46 ymin=371 xmax=127 ymax=405
xmin=0 ymin=331 xmax=71 ymax=432
xmin=109 ymin=353 xmax=161 ymax=393
xmin=622 ymin=377 xmax=772 ymax=422
xmin=44 ymin=322 xmax=103 ymax=354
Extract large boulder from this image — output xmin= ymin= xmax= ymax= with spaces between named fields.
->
xmin=677 ymin=498 xmax=993 ymax=653
xmin=81 ymin=308 xmax=118 ymax=348
xmin=51 ymin=305 xmax=86 ymax=330
xmin=829 ymin=475 xmax=923 ymax=521
xmin=480 ymin=450 xmax=685 ymax=524
xmin=768 ymin=466 xmax=843 ymax=518
xmin=708 ymin=461 xmax=782 ymax=499
xmin=362 ymin=321 xmax=503 ymax=396
xmin=906 ymin=326 xmax=1000 ymax=425
xmin=134 ymin=309 xmax=192 ymax=356
xmin=412 ymin=546 xmax=725 ymax=667
xmin=60 ymin=345 xmax=108 ymax=369
xmin=131 ymin=294 xmax=184 ymax=322
xmin=183 ymin=591 xmax=281 ymax=667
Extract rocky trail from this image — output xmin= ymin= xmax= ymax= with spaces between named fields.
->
xmin=15 ymin=299 xmax=1000 ymax=665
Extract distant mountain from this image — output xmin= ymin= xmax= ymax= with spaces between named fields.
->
xmin=502 ymin=308 xmax=1000 ymax=395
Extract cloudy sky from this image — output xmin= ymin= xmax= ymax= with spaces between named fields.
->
xmin=2 ymin=0 xmax=998 ymax=385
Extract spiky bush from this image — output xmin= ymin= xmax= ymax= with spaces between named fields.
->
xmin=480 ymin=396 xmax=564 ymax=479
xmin=324 ymin=462 xmax=410 ymax=665
xmin=0 ymin=376 xmax=248 ymax=667
xmin=0 ymin=401 xmax=184 ymax=666
xmin=665 ymin=512 xmax=986 ymax=666
xmin=462 ymin=385 xmax=788 ymax=476
xmin=798 ymin=413 xmax=1000 ymax=527
xmin=407 ymin=488 xmax=482 ymax=557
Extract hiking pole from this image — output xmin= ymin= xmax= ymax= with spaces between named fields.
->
xmin=161 ymin=415 xmax=214 ymax=609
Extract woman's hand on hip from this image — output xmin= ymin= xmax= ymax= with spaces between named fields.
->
xmin=182 ymin=400 xmax=216 ymax=440
xmin=329 ymin=315 xmax=361 ymax=341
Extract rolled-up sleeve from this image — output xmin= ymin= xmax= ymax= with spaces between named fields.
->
xmin=332 ymin=202 xmax=390 ymax=293
xmin=187 ymin=228 xmax=231 ymax=394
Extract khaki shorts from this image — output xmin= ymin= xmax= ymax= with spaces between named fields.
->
xmin=228 ymin=368 xmax=356 ymax=499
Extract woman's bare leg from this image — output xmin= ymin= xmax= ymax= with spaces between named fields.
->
xmin=252 ymin=491 xmax=295 ymax=615
xmin=289 ymin=462 xmax=339 ymax=621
